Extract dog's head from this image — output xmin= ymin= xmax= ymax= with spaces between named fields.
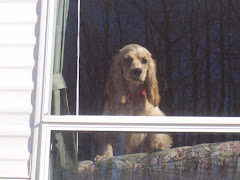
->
xmin=105 ymin=44 xmax=161 ymax=107
xmin=119 ymin=44 xmax=150 ymax=85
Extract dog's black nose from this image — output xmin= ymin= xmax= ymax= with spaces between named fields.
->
xmin=132 ymin=68 xmax=142 ymax=77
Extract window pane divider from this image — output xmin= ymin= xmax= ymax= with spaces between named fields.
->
xmin=42 ymin=115 xmax=240 ymax=133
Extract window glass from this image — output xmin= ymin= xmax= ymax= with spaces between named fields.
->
xmin=50 ymin=131 xmax=240 ymax=179
xmin=61 ymin=0 xmax=240 ymax=116
xmin=48 ymin=0 xmax=240 ymax=179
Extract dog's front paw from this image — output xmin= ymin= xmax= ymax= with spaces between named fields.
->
xmin=94 ymin=155 xmax=106 ymax=162
xmin=153 ymin=141 xmax=171 ymax=151
xmin=94 ymin=154 xmax=113 ymax=162
xmin=95 ymin=144 xmax=114 ymax=162
xmin=95 ymin=155 xmax=103 ymax=162
xmin=151 ymin=134 xmax=172 ymax=151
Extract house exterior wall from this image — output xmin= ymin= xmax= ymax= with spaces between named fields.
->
xmin=0 ymin=0 xmax=39 ymax=179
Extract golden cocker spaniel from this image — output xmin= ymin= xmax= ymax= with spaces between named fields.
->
xmin=95 ymin=44 xmax=172 ymax=161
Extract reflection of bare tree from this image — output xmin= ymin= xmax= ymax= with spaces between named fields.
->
xmin=143 ymin=0 xmax=149 ymax=46
xmin=217 ymin=0 xmax=226 ymax=116
xmin=64 ymin=0 xmax=240 ymax=116
xmin=190 ymin=0 xmax=199 ymax=116
xmin=101 ymin=0 xmax=111 ymax=80
xmin=160 ymin=0 xmax=174 ymax=114
xmin=204 ymin=0 xmax=212 ymax=116
xmin=113 ymin=0 xmax=123 ymax=47
xmin=228 ymin=0 xmax=240 ymax=24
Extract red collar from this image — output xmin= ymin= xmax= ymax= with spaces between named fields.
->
xmin=128 ymin=89 xmax=146 ymax=100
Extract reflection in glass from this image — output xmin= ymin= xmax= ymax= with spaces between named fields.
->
xmin=63 ymin=0 xmax=240 ymax=116
xmin=50 ymin=0 xmax=240 ymax=179
xmin=50 ymin=131 xmax=240 ymax=179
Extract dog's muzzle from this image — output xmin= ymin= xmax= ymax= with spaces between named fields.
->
xmin=132 ymin=68 xmax=142 ymax=78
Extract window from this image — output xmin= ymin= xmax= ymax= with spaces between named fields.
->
xmin=32 ymin=0 xmax=240 ymax=179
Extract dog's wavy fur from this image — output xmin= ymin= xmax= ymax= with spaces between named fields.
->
xmin=95 ymin=44 xmax=172 ymax=161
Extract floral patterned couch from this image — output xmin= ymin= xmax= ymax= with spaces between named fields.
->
xmin=78 ymin=141 xmax=240 ymax=180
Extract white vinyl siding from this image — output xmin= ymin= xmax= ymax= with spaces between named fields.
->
xmin=0 ymin=0 xmax=39 ymax=179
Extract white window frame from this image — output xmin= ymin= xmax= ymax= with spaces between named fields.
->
xmin=31 ymin=0 xmax=240 ymax=179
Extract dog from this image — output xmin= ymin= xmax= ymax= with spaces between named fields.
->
xmin=95 ymin=44 xmax=172 ymax=161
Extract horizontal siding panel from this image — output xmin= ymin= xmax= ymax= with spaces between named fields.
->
xmin=0 ymin=46 xmax=35 ymax=68
xmin=0 ymin=179 xmax=29 ymax=180
xmin=0 ymin=24 xmax=36 ymax=45
xmin=0 ymin=68 xmax=34 ymax=90
xmin=0 ymin=2 xmax=37 ymax=23
xmin=0 ymin=114 xmax=32 ymax=137
xmin=0 ymin=137 xmax=30 ymax=161
xmin=0 ymin=160 xmax=29 ymax=178
xmin=0 ymin=0 xmax=36 ymax=2
xmin=0 ymin=91 xmax=33 ymax=113
xmin=0 ymin=0 xmax=39 ymax=179
xmin=0 ymin=179 xmax=28 ymax=180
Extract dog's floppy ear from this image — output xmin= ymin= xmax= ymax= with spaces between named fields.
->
xmin=105 ymin=53 xmax=127 ymax=104
xmin=145 ymin=58 xmax=161 ymax=107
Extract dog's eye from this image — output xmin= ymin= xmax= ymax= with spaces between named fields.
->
xmin=124 ymin=58 xmax=132 ymax=64
xmin=142 ymin=58 xmax=148 ymax=64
